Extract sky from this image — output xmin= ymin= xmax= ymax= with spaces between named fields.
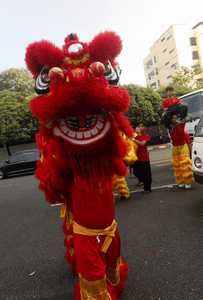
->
xmin=0 ymin=0 xmax=203 ymax=85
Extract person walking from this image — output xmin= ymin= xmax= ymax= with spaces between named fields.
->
xmin=133 ymin=123 xmax=152 ymax=193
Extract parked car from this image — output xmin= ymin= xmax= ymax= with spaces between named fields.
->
xmin=0 ymin=149 xmax=39 ymax=179
xmin=192 ymin=116 xmax=203 ymax=184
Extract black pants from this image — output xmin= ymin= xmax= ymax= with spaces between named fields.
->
xmin=133 ymin=161 xmax=152 ymax=192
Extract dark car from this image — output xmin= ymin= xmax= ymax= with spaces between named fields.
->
xmin=0 ymin=149 xmax=39 ymax=179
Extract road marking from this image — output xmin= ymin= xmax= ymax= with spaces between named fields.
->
xmin=130 ymin=184 xmax=176 ymax=194
xmin=51 ymin=185 xmax=176 ymax=204
xmin=151 ymin=159 xmax=171 ymax=166
xmin=50 ymin=203 xmax=63 ymax=207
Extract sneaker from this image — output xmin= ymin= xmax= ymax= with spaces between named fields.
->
xmin=185 ymin=184 xmax=191 ymax=190
xmin=136 ymin=182 xmax=144 ymax=187
xmin=178 ymin=184 xmax=184 ymax=188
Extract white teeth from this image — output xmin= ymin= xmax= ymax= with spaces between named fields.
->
xmin=91 ymin=128 xmax=98 ymax=135
xmin=84 ymin=131 xmax=91 ymax=138
xmin=55 ymin=115 xmax=110 ymax=145
xmin=68 ymin=130 xmax=76 ymax=138
xmin=53 ymin=120 xmax=111 ymax=145
xmin=96 ymin=121 xmax=104 ymax=129
xmin=76 ymin=132 xmax=83 ymax=139
xmin=53 ymin=127 xmax=61 ymax=137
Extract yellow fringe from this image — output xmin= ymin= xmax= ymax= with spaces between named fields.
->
xmin=122 ymin=133 xmax=138 ymax=165
xmin=172 ymin=144 xmax=194 ymax=184
xmin=113 ymin=175 xmax=129 ymax=198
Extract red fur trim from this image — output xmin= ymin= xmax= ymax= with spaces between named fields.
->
xmin=64 ymin=237 xmax=76 ymax=272
xmin=30 ymin=79 xmax=130 ymax=122
xmin=35 ymin=132 xmax=73 ymax=204
xmin=89 ymin=31 xmax=122 ymax=64
xmin=64 ymin=33 xmax=79 ymax=44
xmin=74 ymin=283 xmax=81 ymax=300
xmin=108 ymin=284 xmax=118 ymax=300
xmin=25 ymin=40 xmax=64 ymax=77
xmin=114 ymin=113 xmax=134 ymax=137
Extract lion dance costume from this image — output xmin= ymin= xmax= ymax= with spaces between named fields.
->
xmin=162 ymin=97 xmax=194 ymax=186
xmin=26 ymin=31 xmax=133 ymax=299
xmin=113 ymin=134 xmax=137 ymax=199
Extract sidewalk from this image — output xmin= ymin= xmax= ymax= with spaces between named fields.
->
xmin=148 ymin=143 xmax=171 ymax=151
xmin=0 ymin=142 xmax=172 ymax=162
xmin=149 ymin=144 xmax=171 ymax=165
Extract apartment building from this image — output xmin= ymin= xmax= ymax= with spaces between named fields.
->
xmin=144 ymin=22 xmax=203 ymax=89
xmin=191 ymin=22 xmax=203 ymax=81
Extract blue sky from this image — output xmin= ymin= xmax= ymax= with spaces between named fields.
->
xmin=0 ymin=0 xmax=203 ymax=85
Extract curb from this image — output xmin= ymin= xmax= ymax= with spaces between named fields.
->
xmin=151 ymin=159 xmax=171 ymax=165
xmin=148 ymin=143 xmax=171 ymax=151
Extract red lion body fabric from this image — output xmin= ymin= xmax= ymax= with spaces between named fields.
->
xmin=26 ymin=31 xmax=133 ymax=300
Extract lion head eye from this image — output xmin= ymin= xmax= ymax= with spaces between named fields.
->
xmin=68 ymin=43 xmax=83 ymax=54
xmin=104 ymin=61 xmax=121 ymax=85
xmin=35 ymin=67 xmax=50 ymax=94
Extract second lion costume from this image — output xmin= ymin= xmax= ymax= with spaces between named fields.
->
xmin=162 ymin=96 xmax=194 ymax=187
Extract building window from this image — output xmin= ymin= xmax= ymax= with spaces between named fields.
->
xmin=154 ymin=56 xmax=157 ymax=63
xmin=165 ymin=61 xmax=170 ymax=66
xmin=190 ymin=37 xmax=197 ymax=46
xmin=171 ymin=63 xmax=177 ymax=69
xmin=156 ymin=68 xmax=159 ymax=75
xmin=150 ymin=82 xmax=157 ymax=88
xmin=146 ymin=59 xmax=153 ymax=69
xmin=148 ymin=70 xmax=155 ymax=80
xmin=167 ymin=35 xmax=172 ymax=40
xmin=158 ymin=80 xmax=160 ymax=87
xmin=161 ymin=37 xmax=165 ymax=42
xmin=192 ymin=64 xmax=201 ymax=74
xmin=163 ymin=48 xmax=167 ymax=53
xmin=169 ymin=48 xmax=175 ymax=54
xmin=167 ymin=75 xmax=172 ymax=79
xmin=192 ymin=51 xmax=199 ymax=60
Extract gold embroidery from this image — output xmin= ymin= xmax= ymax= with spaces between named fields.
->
xmin=64 ymin=53 xmax=90 ymax=66
xmin=106 ymin=257 xmax=121 ymax=286
xmin=40 ymin=151 xmax=44 ymax=162
xmin=73 ymin=220 xmax=117 ymax=253
xmin=60 ymin=204 xmax=66 ymax=218
xmin=79 ymin=275 xmax=111 ymax=300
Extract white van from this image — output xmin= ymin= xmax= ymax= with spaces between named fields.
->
xmin=179 ymin=89 xmax=203 ymax=139
xmin=192 ymin=116 xmax=203 ymax=184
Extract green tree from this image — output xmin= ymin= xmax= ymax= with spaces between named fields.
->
xmin=158 ymin=66 xmax=203 ymax=97
xmin=123 ymin=84 xmax=162 ymax=127
xmin=0 ymin=68 xmax=34 ymax=99
xmin=0 ymin=91 xmax=38 ymax=150
xmin=18 ymin=97 xmax=38 ymax=140
xmin=171 ymin=66 xmax=196 ymax=95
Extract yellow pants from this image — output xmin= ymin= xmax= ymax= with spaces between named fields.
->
xmin=113 ymin=175 xmax=129 ymax=198
xmin=172 ymin=144 xmax=194 ymax=185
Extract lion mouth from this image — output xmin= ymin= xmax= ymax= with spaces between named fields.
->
xmin=53 ymin=115 xmax=111 ymax=145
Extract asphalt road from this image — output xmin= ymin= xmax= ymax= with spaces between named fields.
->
xmin=1 ymin=160 xmax=203 ymax=300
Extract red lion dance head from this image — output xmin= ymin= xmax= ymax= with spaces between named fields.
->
xmin=26 ymin=32 xmax=133 ymax=202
